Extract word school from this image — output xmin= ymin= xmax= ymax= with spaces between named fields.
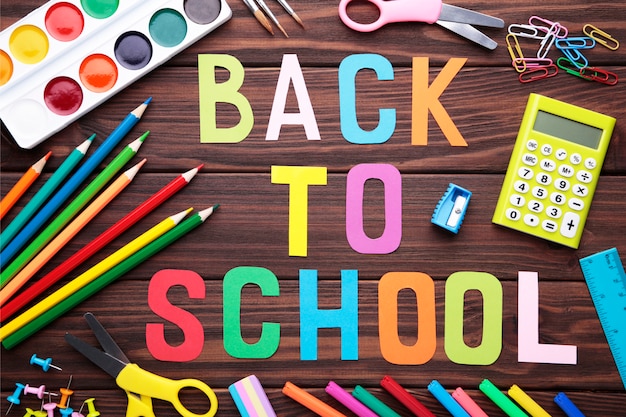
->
xmin=146 ymin=268 xmax=577 ymax=366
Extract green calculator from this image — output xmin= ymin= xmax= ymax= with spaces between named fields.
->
xmin=492 ymin=94 xmax=615 ymax=248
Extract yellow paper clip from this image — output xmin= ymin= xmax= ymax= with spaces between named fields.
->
xmin=583 ymin=24 xmax=620 ymax=50
xmin=506 ymin=34 xmax=526 ymax=72
xmin=580 ymin=67 xmax=619 ymax=86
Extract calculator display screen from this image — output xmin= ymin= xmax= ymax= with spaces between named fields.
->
xmin=533 ymin=111 xmax=603 ymax=149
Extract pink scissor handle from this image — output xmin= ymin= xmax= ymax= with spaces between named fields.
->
xmin=339 ymin=0 xmax=443 ymax=32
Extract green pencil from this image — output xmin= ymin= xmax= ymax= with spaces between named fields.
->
xmin=0 ymin=132 xmax=148 ymax=287
xmin=0 ymin=136 xmax=94 ymax=252
xmin=1 ymin=205 xmax=218 ymax=349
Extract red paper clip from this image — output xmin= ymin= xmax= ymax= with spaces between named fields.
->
xmin=580 ymin=67 xmax=619 ymax=85
xmin=519 ymin=65 xmax=559 ymax=83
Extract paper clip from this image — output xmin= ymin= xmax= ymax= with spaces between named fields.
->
xmin=537 ymin=32 xmax=556 ymax=58
xmin=519 ymin=64 xmax=558 ymax=83
xmin=529 ymin=16 xmax=568 ymax=38
xmin=557 ymin=57 xmax=588 ymax=80
xmin=583 ymin=24 xmax=620 ymax=50
xmin=580 ymin=67 xmax=619 ymax=86
xmin=508 ymin=24 xmax=544 ymax=40
xmin=555 ymin=36 xmax=596 ymax=50
xmin=507 ymin=34 xmax=526 ymax=72
xmin=520 ymin=57 xmax=553 ymax=67
xmin=560 ymin=47 xmax=589 ymax=69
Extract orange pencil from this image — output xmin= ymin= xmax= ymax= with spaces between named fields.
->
xmin=0 ymin=159 xmax=146 ymax=306
xmin=0 ymin=152 xmax=51 ymax=220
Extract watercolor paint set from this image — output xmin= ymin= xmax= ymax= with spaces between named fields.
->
xmin=0 ymin=0 xmax=232 ymax=149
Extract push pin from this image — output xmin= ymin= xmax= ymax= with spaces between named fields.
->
xmin=30 ymin=354 xmax=62 ymax=372
xmin=23 ymin=385 xmax=56 ymax=400
xmin=42 ymin=403 xmax=56 ymax=417
xmin=6 ymin=383 xmax=25 ymax=415
xmin=22 ymin=408 xmax=46 ymax=417
xmin=84 ymin=398 xmax=100 ymax=417
xmin=59 ymin=407 xmax=73 ymax=417
xmin=58 ymin=377 xmax=73 ymax=409
xmin=431 ymin=183 xmax=472 ymax=234
xmin=71 ymin=402 xmax=86 ymax=417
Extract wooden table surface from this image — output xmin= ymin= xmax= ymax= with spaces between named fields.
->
xmin=1 ymin=0 xmax=625 ymax=415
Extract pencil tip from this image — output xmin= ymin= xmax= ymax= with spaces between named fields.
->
xmin=87 ymin=133 xmax=96 ymax=141
xmin=44 ymin=151 xmax=52 ymax=160
xmin=145 ymin=97 xmax=153 ymax=105
xmin=199 ymin=205 xmax=218 ymax=221
xmin=138 ymin=131 xmax=150 ymax=142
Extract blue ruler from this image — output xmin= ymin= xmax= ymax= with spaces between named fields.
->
xmin=579 ymin=248 xmax=626 ymax=389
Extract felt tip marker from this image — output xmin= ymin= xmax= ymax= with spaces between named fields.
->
xmin=479 ymin=379 xmax=528 ymax=417
xmin=554 ymin=392 xmax=586 ymax=417
xmin=325 ymin=381 xmax=377 ymax=417
xmin=451 ymin=387 xmax=489 ymax=417
xmin=352 ymin=385 xmax=401 ymax=417
xmin=380 ymin=375 xmax=435 ymax=417
xmin=427 ymin=380 xmax=470 ymax=417
xmin=283 ymin=382 xmax=347 ymax=417
xmin=508 ymin=385 xmax=551 ymax=417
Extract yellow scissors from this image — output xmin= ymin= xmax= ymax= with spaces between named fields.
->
xmin=65 ymin=313 xmax=218 ymax=417
xmin=338 ymin=0 xmax=504 ymax=49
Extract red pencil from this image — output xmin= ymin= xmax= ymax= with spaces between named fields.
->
xmin=0 ymin=165 xmax=202 ymax=320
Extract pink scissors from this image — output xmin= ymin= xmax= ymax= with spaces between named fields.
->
xmin=338 ymin=0 xmax=504 ymax=50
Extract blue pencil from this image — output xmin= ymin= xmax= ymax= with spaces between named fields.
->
xmin=0 ymin=98 xmax=151 ymax=270
xmin=0 ymin=138 xmax=93 ymax=251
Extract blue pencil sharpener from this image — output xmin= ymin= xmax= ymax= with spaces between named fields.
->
xmin=431 ymin=183 xmax=472 ymax=234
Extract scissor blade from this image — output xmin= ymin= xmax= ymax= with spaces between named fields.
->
xmin=437 ymin=20 xmax=498 ymax=50
xmin=84 ymin=312 xmax=130 ymax=363
xmin=439 ymin=4 xmax=504 ymax=28
xmin=65 ymin=333 xmax=127 ymax=378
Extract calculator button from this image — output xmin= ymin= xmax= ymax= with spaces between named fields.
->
xmin=526 ymin=139 xmax=538 ymax=151
xmin=560 ymin=212 xmax=580 ymax=238
xmin=550 ymin=192 xmax=566 ymax=205
xmin=510 ymin=194 xmax=525 ymax=207
xmin=584 ymin=157 xmax=597 ymax=170
xmin=558 ymin=165 xmax=574 ymax=178
xmin=518 ymin=167 xmax=534 ymax=179
xmin=570 ymin=153 xmax=582 ymax=165
xmin=540 ymin=159 xmax=556 ymax=171
xmin=576 ymin=170 xmax=593 ymax=183
xmin=542 ymin=220 xmax=558 ymax=233
xmin=523 ymin=153 xmax=538 ymax=166
xmin=546 ymin=206 xmax=562 ymax=218
xmin=532 ymin=186 xmax=547 ymax=199
xmin=555 ymin=149 xmax=568 ymax=160
xmin=514 ymin=180 xmax=529 ymax=193
xmin=524 ymin=214 xmax=540 ymax=227
xmin=554 ymin=178 xmax=570 ymax=191
xmin=541 ymin=144 xmax=553 ymax=155
xmin=506 ymin=208 xmax=521 ymax=221
xmin=528 ymin=200 xmax=544 ymax=213
xmin=573 ymin=184 xmax=588 ymax=197
xmin=536 ymin=173 xmax=552 ymax=185
xmin=568 ymin=198 xmax=585 ymax=211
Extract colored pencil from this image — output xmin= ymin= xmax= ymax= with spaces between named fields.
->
xmin=1 ymin=206 xmax=217 ymax=349
xmin=0 ymin=160 xmax=146 ymax=306
xmin=0 ymin=133 xmax=147 ymax=286
xmin=0 ymin=207 xmax=193 ymax=343
xmin=0 ymin=98 xmax=151 ymax=269
xmin=0 ymin=165 xmax=201 ymax=320
xmin=0 ymin=138 xmax=93 ymax=252
xmin=0 ymin=152 xmax=51 ymax=220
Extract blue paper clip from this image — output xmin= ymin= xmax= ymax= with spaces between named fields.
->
xmin=555 ymin=36 xmax=596 ymax=50
xmin=559 ymin=47 xmax=589 ymax=69
xmin=431 ymin=183 xmax=471 ymax=234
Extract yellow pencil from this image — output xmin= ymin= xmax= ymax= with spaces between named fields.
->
xmin=0 ymin=152 xmax=51 ymax=220
xmin=0 ymin=159 xmax=147 ymax=306
xmin=0 ymin=207 xmax=192 ymax=341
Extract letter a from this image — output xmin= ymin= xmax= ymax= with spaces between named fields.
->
xmin=412 ymin=57 xmax=467 ymax=146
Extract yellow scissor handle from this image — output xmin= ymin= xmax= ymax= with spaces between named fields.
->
xmin=126 ymin=391 xmax=157 ymax=417
xmin=117 ymin=364 xmax=218 ymax=417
